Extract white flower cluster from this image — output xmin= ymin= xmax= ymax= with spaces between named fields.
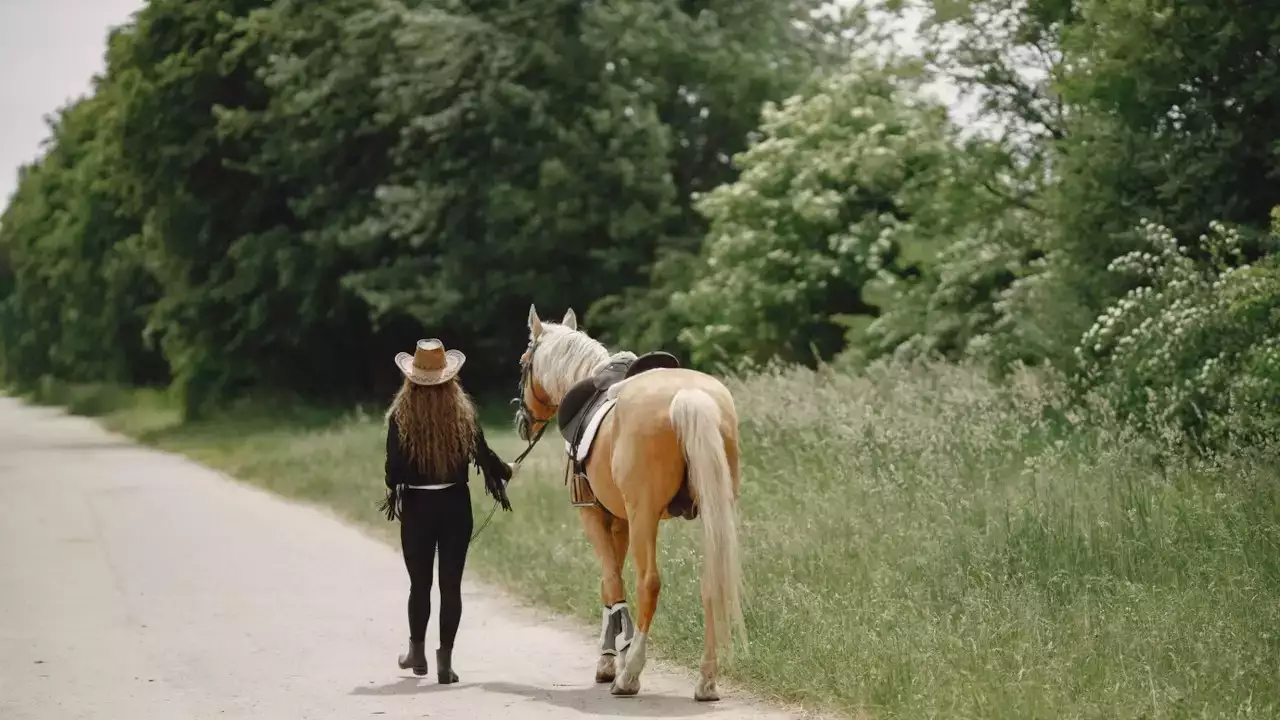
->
xmin=1072 ymin=217 xmax=1279 ymax=444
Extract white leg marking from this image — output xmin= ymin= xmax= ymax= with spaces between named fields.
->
xmin=694 ymin=674 xmax=720 ymax=702
xmin=612 ymin=631 xmax=648 ymax=695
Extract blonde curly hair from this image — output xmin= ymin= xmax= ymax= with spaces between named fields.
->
xmin=388 ymin=376 xmax=478 ymax=479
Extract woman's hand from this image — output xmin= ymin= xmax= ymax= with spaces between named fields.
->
xmin=473 ymin=425 xmax=513 ymax=511
xmin=378 ymin=483 xmax=402 ymax=521
xmin=485 ymin=471 xmax=512 ymax=512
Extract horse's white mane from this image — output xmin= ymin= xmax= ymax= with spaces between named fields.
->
xmin=533 ymin=323 xmax=636 ymax=401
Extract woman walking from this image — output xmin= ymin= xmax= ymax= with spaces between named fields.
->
xmin=379 ymin=339 xmax=513 ymax=683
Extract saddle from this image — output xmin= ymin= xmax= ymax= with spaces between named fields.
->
xmin=556 ymin=351 xmax=698 ymax=520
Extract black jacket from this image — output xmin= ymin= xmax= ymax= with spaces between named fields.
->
xmin=380 ymin=415 xmax=513 ymax=520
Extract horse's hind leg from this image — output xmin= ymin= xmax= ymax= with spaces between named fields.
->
xmin=696 ymin=587 xmax=720 ymax=701
xmin=578 ymin=504 xmax=630 ymax=683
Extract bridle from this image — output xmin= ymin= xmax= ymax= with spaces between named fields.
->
xmin=511 ymin=338 xmax=557 ymax=465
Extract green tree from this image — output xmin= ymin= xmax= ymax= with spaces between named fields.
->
xmin=1052 ymin=0 xmax=1280 ymax=259
xmin=218 ymin=0 xmax=410 ymax=396
xmin=108 ymin=0 xmax=280 ymax=416
xmin=674 ymin=57 xmax=962 ymax=368
xmin=109 ymin=0 xmax=389 ymax=416
xmin=331 ymin=0 xmax=677 ymax=385
xmin=896 ymin=0 xmax=1280 ymax=370
xmin=0 ymin=86 xmax=163 ymax=388
xmin=341 ymin=0 xmax=844 ymax=378
xmin=579 ymin=0 xmax=866 ymax=354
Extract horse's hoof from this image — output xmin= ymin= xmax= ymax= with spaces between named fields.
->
xmin=694 ymin=678 xmax=720 ymax=702
xmin=611 ymin=674 xmax=640 ymax=697
xmin=595 ymin=656 xmax=616 ymax=683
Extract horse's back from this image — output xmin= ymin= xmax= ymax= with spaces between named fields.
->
xmin=612 ymin=367 xmax=737 ymax=429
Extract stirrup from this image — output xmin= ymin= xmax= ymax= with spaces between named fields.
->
xmin=569 ymin=472 xmax=597 ymax=507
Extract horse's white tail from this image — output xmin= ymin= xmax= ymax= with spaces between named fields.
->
xmin=669 ymin=388 xmax=747 ymax=657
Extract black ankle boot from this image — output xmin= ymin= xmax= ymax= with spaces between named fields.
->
xmin=436 ymin=647 xmax=459 ymax=684
xmin=397 ymin=639 xmax=428 ymax=676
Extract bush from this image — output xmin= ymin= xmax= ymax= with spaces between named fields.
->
xmin=1074 ymin=217 xmax=1280 ymax=448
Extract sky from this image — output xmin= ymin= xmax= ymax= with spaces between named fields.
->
xmin=0 ymin=0 xmax=145 ymax=207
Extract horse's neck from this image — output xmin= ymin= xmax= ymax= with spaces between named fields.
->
xmin=564 ymin=363 xmax=601 ymax=388
xmin=542 ymin=341 xmax=631 ymax=404
xmin=547 ymin=355 xmax=606 ymax=403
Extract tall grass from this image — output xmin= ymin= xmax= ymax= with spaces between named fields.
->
xmin=18 ymin=361 xmax=1280 ymax=718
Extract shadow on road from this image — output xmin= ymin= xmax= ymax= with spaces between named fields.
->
xmin=349 ymin=677 xmax=454 ymax=696
xmin=479 ymin=681 xmax=719 ymax=717
xmin=348 ymin=678 xmax=721 ymax=717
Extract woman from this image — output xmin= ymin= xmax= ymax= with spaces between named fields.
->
xmin=379 ymin=338 xmax=513 ymax=683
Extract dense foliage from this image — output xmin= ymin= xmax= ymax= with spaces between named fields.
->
xmin=2 ymin=0 xmax=1277 ymax=440
xmin=674 ymin=57 xmax=960 ymax=368
xmin=0 ymin=0 xmax=839 ymax=416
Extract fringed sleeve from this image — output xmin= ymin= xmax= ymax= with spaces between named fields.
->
xmin=473 ymin=425 xmax=513 ymax=511
xmin=378 ymin=484 xmax=401 ymax=521
xmin=379 ymin=417 xmax=404 ymax=521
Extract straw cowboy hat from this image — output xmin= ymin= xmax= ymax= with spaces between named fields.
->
xmin=395 ymin=339 xmax=466 ymax=386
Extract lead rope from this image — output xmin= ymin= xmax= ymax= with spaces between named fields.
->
xmin=470 ymin=420 xmax=547 ymax=543
xmin=470 ymin=499 xmax=499 ymax=542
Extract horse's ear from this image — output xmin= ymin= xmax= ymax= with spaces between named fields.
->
xmin=562 ymin=308 xmax=577 ymax=331
xmin=528 ymin=304 xmax=543 ymax=339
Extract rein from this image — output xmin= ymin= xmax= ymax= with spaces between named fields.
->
xmin=472 ymin=339 xmax=557 ymax=545
xmin=512 ymin=420 xmax=549 ymax=465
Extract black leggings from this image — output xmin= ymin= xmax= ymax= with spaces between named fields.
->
xmin=398 ymin=483 xmax=474 ymax=648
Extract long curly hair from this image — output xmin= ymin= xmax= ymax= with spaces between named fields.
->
xmin=387 ymin=376 xmax=478 ymax=479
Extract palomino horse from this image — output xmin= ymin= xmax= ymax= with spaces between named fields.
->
xmin=512 ymin=305 xmax=746 ymax=701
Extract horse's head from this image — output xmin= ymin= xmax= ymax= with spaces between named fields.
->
xmin=513 ymin=304 xmax=578 ymax=441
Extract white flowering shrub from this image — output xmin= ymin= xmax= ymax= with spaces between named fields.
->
xmin=1074 ymin=218 xmax=1280 ymax=446
xmin=672 ymin=58 xmax=960 ymax=369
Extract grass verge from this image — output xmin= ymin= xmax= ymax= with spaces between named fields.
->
xmin=12 ymin=363 xmax=1280 ymax=719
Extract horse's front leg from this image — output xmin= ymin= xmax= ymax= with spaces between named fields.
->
xmin=577 ymin=504 xmax=631 ymax=683
xmin=611 ymin=505 xmax=661 ymax=697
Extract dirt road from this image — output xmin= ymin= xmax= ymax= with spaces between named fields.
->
xmin=0 ymin=396 xmax=814 ymax=719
